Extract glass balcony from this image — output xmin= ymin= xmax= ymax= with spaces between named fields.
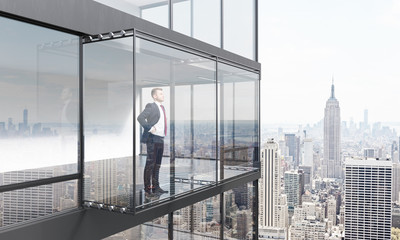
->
xmin=0 ymin=2 xmax=260 ymax=235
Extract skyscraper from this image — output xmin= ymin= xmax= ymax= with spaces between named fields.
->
xmin=2 ymin=169 xmax=54 ymax=226
xmin=344 ymin=158 xmax=392 ymax=239
xmin=323 ymin=81 xmax=341 ymax=178
xmin=284 ymin=134 xmax=300 ymax=167
xmin=284 ymin=170 xmax=303 ymax=210
xmin=259 ymin=139 xmax=281 ymax=228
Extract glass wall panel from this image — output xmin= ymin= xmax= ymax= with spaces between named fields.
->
xmin=173 ymin=194 xmax=221 ymax=239
xmin=141 ymin=1 xmax=169 ymax=28
xmin=218 ymin=63 xmax=259 ymax=180
xmin=224 ymin=182 xmax=255 ymax=240
xmin=104 ymin=215 xmax=168 ymax=239
xmin=173 ymin=0 xmax=221 ymax=47
xmin=83 ymin=38 xmax=134 ymax=207
xmin=223 ymin=0 xmax=255 ymax=60
xmin=0 ymin=180 xmax=78 ymax=229
xmin=93 ymin=0 xmax=169 ymax=28
xmin=135 ymin=37 xmax=216 ymax=206
xmin=0 ymin=17 xmax=79 ymax=184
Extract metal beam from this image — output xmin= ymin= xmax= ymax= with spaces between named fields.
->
xmin=0 ymin=0 xmax=260 ymax=71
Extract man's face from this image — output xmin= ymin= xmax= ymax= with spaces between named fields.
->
xmin=153 ymin=90 xmax=164 ymax=103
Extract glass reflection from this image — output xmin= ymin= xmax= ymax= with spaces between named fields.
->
xmin=224 ymin=183 xmax=255 ymax=240
xmin=83 ymin=37 xmax=133 ymax=206
xmin=172 ymin=0 xmax=220 ymax=47
xmin=223 ymin=0 xmax=256 ymax=60
xmin=135 ymin=38 xmax=216 ymax=206
xmin=0 ymin=180 xmax=78 ymax=228
xmin=173 ymin=195 xmax=221 ymax=239
xmin=218 ymin=63 xmax=259 ymax=180
xmin=0 ymin=16 xmax=79 ymax=184
xmin=94 ymin=0 xmax=169 ymax=28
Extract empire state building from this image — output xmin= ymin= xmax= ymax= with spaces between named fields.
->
xmin=323 ymin=81 xmax=341 ymax=178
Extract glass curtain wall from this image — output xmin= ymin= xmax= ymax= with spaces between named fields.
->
xmin=0 ymin=16 xmax=79 ymax=181
xmin=224 ymin=183 xmax=255 ymax=240
xmin=83 ymin=38 xmax=134 ymax=207
xmin=218 ymin=63 xmax=259 ymax=180
xmin=173 ymin=0 xmax=221 ymax=47
xmin=173 ymin=195 xmax=221 ymax=239
xmin=92 ymin=0 xmax=257 ymax=60
xmin=1 ymin=180 xmax=78 ymax=227
xmin=223 ymin=0 xmax=256 ymax=60
xmin=82 ymin=33 xmax=259 ymax=209
xmin=135 ymin=37 xmax=217 ymax=206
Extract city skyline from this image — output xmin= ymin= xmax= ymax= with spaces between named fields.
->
xmin=259 ymin=0 xmax=400 ymax=125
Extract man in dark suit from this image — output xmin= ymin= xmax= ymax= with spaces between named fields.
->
xmin=137 ymin=88 xmax=168 ymax=195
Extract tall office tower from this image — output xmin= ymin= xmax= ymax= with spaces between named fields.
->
xmin=323 ymin=81 xmax=341 ymax=178
xmin=284 ymin=134 xmax=300 ymax=167
xmin=284 ymin=170 xmax=303 ymax=210
xmin=344 ymin=158 xmax=392 ymax=239
xmin=393 ymin=163 xmax=400 ymax=203
xmin=259 ymin=139 xmax=281 ymax=228
xmin=303 ymin=139 xmax=313 ymax=167
xmin=2 ymin=169 xmax=54 ymax=226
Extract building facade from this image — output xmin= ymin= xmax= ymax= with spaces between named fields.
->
xmin=259 ymin=139 xmax=280 ymax=228
xmin=344 ymin=158 xmax=392 ymax=239
xmin=323 ymin=82 xmax=341 ymax=179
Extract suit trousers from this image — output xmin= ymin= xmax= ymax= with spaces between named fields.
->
xmin=144 ymin=134 xmax=164 ymax=189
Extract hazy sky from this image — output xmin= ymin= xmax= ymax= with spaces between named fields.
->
xmin=259 ymin=0 xmax=400 ymax=125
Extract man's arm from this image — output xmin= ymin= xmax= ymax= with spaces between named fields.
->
xmin=137 ymin=103 xmax=154 ymax=132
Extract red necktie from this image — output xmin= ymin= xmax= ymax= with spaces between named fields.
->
xmin=160 ymin=105 xmax=167 ymax=136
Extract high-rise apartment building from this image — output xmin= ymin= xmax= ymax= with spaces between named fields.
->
xmin=344 ymin=158 xmax=392 ymax=239
xmin=323 ymin=82 xmax=341 ymax=179
xmin=259 ymin=139 xmax=281 ymax=228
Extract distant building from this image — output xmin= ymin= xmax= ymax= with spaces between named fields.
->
xmin=393 ymin=163 xmax=400 ymax=203
xmin=363 ymin=148 xmax=375 ymax=158
xmin=284 ymin=169 xmax=304 ymax=221
xmin=326 ymin=196 xmax=336 ymax=226
xmin=259 ymin=227 xmax=286 ymax=240
xmin=344 ymin=158 xmax=392 ymax=239
xmin=284 ymin=134 xmax=300 ymax=168
xmin=259 ymin=139 xmax=281 ymax=228
xmin=303 ymin=138 xmax=313 ymax=167
xmin=322 ymin=81 xmax=341 ymax=179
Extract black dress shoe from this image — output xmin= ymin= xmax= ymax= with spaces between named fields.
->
xmin=153 ymin=187 xmax=168 ymax=194
xmin=145 ymin=188 xmax=154 ymax=197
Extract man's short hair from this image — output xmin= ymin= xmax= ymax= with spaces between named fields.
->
xmin=151 ymin=88 xmax=163 ymax=98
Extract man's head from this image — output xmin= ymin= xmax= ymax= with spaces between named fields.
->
xmin=151 ymin=88 xmax=164 ymax=103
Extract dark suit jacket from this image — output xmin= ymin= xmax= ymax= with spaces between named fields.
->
xmin=137 ymin=102 xmax=160 ymax=143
